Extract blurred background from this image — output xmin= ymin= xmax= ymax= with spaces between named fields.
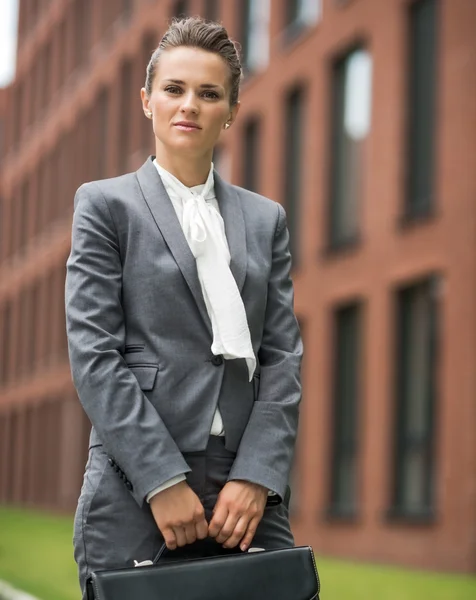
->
xmin=0 ymin=0 xmax=476 ymax=599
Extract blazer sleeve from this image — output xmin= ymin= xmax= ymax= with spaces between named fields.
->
xmin=65 ymin=183 xmax=191 ymax=507
xmin=227 ymin=203 xmax=303 ymax=500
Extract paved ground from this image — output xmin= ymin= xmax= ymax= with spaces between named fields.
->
xmin=0 ymin=581 xmax=39 ymax=600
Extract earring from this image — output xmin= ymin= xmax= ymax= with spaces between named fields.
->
xmin=224 ymin=123 xmax=230 ymax=130
xmin=147 ymin=111 xmax=153 ymax=118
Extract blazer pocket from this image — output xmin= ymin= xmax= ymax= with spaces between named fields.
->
xmin=129 ymin=365 xmax=159 ymax=391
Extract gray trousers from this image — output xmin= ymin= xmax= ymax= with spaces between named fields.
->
xmin=74 ymin=436 xmax=294 ymax=599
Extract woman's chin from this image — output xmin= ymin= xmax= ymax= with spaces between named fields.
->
xmin=162 ymin=140 xmax=212 ymax=158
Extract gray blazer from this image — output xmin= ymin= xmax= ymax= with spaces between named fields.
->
xmin=65 ymin=156 xmax=302 ymax=508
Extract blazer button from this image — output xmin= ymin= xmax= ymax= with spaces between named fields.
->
xmin=211 ymin=355 xmax=223 ymax=366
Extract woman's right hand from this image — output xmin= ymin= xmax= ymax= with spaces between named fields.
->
xmin=149 ymin=481 xmax=209 ymax=549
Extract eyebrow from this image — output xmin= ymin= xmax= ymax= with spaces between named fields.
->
xmin=163 ymin=79 xmax=222 ymax=89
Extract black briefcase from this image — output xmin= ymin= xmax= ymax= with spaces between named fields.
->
xmin=86 ymin=545 xmax=320 ymax=600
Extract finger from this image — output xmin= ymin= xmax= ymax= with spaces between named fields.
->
xmin=222 ymin=515 xmax=249 ymax=549
xmin=173 ymin=526 xmax=187 ymax=548
xmin=184 ymin=522 xmax=197 ymax=545
xmin=195 ymin=517 xmax=209 ymax=540
xmin=162 ymin=527 xmax=177 ymax=551
xmin=215 ymin=511 xmax=241 ymax=545
xmin=239 ymin=516 xmax=261 ymax=552
xmin=208 ymin=504 xmax=228 ymax=538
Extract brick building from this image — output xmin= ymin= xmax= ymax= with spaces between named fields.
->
xmin=1 ymin=0 xmax=475 ymax=573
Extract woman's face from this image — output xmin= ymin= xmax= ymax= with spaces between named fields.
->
xmin=141 ymin=46 xmax=239 ymax=160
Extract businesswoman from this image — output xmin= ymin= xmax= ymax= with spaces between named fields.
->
xmin=65 ymin=16 xmax=302 ymax=597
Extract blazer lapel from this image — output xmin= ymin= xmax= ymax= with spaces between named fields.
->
xmin=214 ymin=171 xmax=247 ymax=293
xmin=135 ymin=157 xmax=212 ymax=334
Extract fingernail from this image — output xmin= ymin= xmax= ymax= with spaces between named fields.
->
xmin=241 ymin=544 xmax=247 ymax=552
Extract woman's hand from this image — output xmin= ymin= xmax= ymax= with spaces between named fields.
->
xmin=149 ymin=481 xmax=209 ymax=549
xmin=208 ymin=480 xmax=268 ymax=552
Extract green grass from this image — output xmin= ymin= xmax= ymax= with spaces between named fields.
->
xmin=0 ymin=506 xmax=475 ymax=599
xmin=0 ymin=506 xmax=78 ymax=600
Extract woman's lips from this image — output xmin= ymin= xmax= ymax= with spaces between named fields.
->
xmin=174 ymin=122 xmax=201 ymax=132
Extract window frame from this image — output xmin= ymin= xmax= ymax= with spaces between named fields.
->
xmin=388 ymin=275 xmax=440 ymax=522
xmin=327 ymin=301 xmax=363 ymax=519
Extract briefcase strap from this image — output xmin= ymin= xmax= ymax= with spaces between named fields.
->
xmin=152 ymin=543 xmax=168 ymax=564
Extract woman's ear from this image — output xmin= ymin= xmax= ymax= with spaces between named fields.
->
xmin=223 ymin=101 xmax=240 ymax=130
xmin=140 ymin=88 xmax=151 ymax=117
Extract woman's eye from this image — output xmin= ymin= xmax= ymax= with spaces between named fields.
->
xmin=202 ymin=91 xmax=219 ymax=100
xmin=165 ymin=86 xmax=182 ymax=94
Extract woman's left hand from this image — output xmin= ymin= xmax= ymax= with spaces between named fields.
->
xmin=208 ymin=480 xmax=268 ymax=551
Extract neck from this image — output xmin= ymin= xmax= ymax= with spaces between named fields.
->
xmin=155 ymin=146 xmax=212 ymax=187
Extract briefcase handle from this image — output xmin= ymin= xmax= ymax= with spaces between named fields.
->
xmin=152 ymin=543 xmax=168 ymax=564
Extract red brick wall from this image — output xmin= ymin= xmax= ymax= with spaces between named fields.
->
xmin=0 ymin=0 xmax=475 ymax=572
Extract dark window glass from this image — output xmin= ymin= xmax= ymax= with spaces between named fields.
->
xmin=58 ymin=20 xmax=67 ymax=87
xmin=240 ymin=0 xmax=270 ymax=73
xmin=43 ymin=41 xmax=52 ymax=108
xmin=405 ymin=0 xmax=438 ymax=218
xmin=29 ymin=283 xmax=39 ymax=371
xmin=142 ymin=33 xmax=157 ymax=154
xmin=240 ymin=0 xmax=252 ymax=70
xmin=74 ymin=0 xmax=91 ymax=69
xmin=123 ymin=0 xmax=133 ymax=20
xmin=97 ymin=89 xmax=109 ymax=179
xmin=118 ymin=61 xmax=132 ymax=174
xmin=329 ymin=303 xmax=361 ymax=515
xmin=19 ymin=179 xmax=30 ymax=253
xmin=285 ymin=0 xmax=321 ymax=29
xmin=286 ymin=0 xmax=300 ymax=25
xmin=328 ymin=47 xmax=372 ymax=249
xmin=284 ymin=87 xmax=305 ymax=267
xmin=392 ymin=277 xmax=439 ymax=516
xmin=0 ymin=301 xmax=12 ymax=385
xmin=204 ymin=0 xmax=219 ymax=21
xmin=15 ymin=82 xmax=23 ymax=146
xmin=243 ymin=118 xmax=260 ymax=193
xmin=0 ymin=116 xmax=4 ymax=161
xmin=172 ymin=0 xmax=189 ymax=17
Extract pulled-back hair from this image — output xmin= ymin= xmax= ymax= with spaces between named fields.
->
xmin=145 ymin=17 xmax=242 ymax=106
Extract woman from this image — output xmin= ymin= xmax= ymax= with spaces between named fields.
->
xmin=65 ymin=16 xmax=302 ymax=598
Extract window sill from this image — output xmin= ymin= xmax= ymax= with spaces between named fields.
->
xmin=399 ymin=207 xmax=438 ymax=230
xmin=276 ymin=20 xmax=318 ymax=54
xmin=324 ymin=506 xmax=359 ymax=523
xmin=385 ymin=506 xmax=436 ymax=525
xmin=322 ymin=234 xmax=362 ymax=258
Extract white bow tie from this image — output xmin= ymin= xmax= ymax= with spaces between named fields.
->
xmin=155 ymin=162 xmax=256 ymax=381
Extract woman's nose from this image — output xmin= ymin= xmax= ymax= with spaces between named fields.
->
xmin=180 ymin=91 xmax=199 ymax=114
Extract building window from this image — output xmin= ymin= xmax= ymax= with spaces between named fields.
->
xmin=74 ymin=0 xmax=91 ymax=69
xmin=142 ymin=33 xmax=157 ymax=154
xmin=284 ymin=86 xmax=305 ymax=267
xmin=243 ymin=118 xmax=261 ymax=193
xmin=204 ymin=0 xmax=219 ymax=21
xmin=97 ymin=89 xmax=109 ymax=179
xmin=391 ymin=277 xmax=439 ymax=518
xmin=328 ymin=303 xmax=362 ymax=516
xmin=240 ymin=0 xmax=270 ymax=73
xmin=213 ymin=146 xmax=231 ymax=181
xmin=285 ymin=0 xmax=322 ymax=29
xmin=118 ymin=61 xmax=132 ymax=174
xmin=122 ymin=0 xmax=133 ymax=20
xmin=404 ymin=0 xmax=438 ymax=219
xmin=19 ymin=179 xmax=30 ymax=253
xmin=0 ymin=301 xmax=12 ymax=386
xmin=172 ymin=0 xmax=189 ymax=18
xmin=328 ymin=47 xmax=372 ymax=249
